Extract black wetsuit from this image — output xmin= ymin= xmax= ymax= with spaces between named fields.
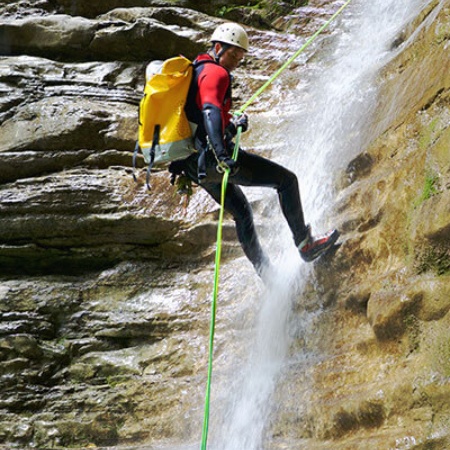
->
xmin=171 ymin=53 xmax=309 ymax=273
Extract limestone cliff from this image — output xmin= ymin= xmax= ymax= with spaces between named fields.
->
xmin=0 ymin=1 xmax=449 ymax=449
xmin=271 ymin=2 xmax=450 ymax=447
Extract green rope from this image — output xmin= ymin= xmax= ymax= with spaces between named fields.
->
xmin=200 ymin=1 xmax=352 ymax=447
xmin=237 ymin=0 xmax=353 ymax=115
xmin=200 ymin=128 xmax=242 ymax=450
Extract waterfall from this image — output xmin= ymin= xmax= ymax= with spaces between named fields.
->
xmin=207 ymin=1 xmax=428 ymax=449
xmin=287 ymin=0 xmax=427 ymax=223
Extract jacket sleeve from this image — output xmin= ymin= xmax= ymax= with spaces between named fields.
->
xmin=202 ymin=103 xmax=227 ymax=158
xmin=197 ymin=65 xmax=231 ymax=158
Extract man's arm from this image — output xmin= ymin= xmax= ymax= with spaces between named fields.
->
xmin=198 ymin=68 xmax=235 ymax=167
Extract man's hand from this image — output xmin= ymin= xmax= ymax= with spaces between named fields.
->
xmin=227 ymin=113 xmax=249 ymax=137
xmin=216 ymin=156 xmax=238 ymax=174
xmin=233 ymin=113 xmax=248 ymax=132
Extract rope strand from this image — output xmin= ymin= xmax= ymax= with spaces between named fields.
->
xmin=237 ymin=0 xmax=353 ymax=115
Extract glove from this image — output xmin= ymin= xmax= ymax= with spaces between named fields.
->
xmin=226 ymin=113 xmax=249 ymax=137
xmin=168 ymin=160 xmax=185 ymax=176
xmin=233 ymin=113 xmax=248 ymax=133
xmin=168 ymin=160 xmax=185 ymax=185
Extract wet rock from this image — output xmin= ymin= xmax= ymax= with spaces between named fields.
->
xmin=0 ymin=14 xmax=97 ymax=60
xmin=367 ymin=287 xmax=423 ymax=341
xmin=411 ymin=189 xmax=450 ymax=245
xmin=0 ymin=334 xmax=42 ymax=360
xmin=408 ymin=275 xmax=450 ymax=321
xmin=343 ymin=288 xmax=371 ymax=314
xmin=89 ymin=10 xmax=205 ymax=62
xmin=0 ymin=9 xmax=207 ymax=61
xmin=0 ymin=260 xmax=213 ymax=447
xmin=0 ymin=168 xmax=200 ymax=273
xmin=0 ymin=312 xmax=55 ymax=339
xmin=344 ymin=152 xmax=375 ymax=185
xmin=52 ymin=0 xmax=187 ymax=18
xmin=329 ymin=400 xmax=385 ymax=438
xmin=0 ymin=96 xmax=137 ymax=153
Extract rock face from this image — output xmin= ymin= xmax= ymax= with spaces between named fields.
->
xmin=268 ymin=2 xmax=450 ymax=449
xmin=0 ymin=1 xmax=449 ymax=449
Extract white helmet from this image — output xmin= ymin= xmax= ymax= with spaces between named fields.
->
xmin=211 ymin=23 xmax=249 ymax=51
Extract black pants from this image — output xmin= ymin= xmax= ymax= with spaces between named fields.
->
xmin=182 ymin=149 xmax=308 ymax=272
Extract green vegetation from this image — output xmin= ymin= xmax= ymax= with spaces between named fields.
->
xmin=418 ymin=117 xmax=439 ymax=149
xmin=260 ymin=0 xmax=309 ymax=13
xmin=216 ymin=0 xmax=309 ymax=24
xmin=421 ymin=171 xmax=440 ymax=200
xmin=410 ymin=169 xmax=448 ymax=276
xmin=218 ymin=5 xmax=233 ymax=17
xmin=414 ymin=170 xmax=440 ymax=208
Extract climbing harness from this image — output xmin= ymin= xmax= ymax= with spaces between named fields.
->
xmin=200 ymin=1 xmax=353 ymax=448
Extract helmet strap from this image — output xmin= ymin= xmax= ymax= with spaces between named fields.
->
xmin=211 ymin=42 xmax=231 ymax=63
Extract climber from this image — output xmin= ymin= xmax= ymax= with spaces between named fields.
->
xmin=169 ymin=22 xmax=339 ymax=276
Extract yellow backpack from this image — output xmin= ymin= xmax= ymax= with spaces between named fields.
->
xmin=133 ymin=56 xmax=197 ymax=187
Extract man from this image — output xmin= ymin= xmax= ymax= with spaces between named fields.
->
xmin=169 ymin=22 xmax=339 ymax=276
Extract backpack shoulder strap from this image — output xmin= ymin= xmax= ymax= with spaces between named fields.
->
xmin=193 ymin=58 xmax=219 ymax=69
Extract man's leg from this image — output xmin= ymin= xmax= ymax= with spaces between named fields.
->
xmin=230 ymin=150 xmax=309 ymax=246
xmin=200 ymin=180 xmax=270 ymax=274
xmin=231 ymin=150 xmax=339 ymax=260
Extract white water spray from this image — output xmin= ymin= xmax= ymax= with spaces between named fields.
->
xmin=287 ymin=0 xmax=427 ymax=223
xmin=208 ymin=1 xmax=428 ymax=449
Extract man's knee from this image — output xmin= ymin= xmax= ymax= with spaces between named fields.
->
xmin=280 ymin=168 xmax=298 ymax=192
xmin=232 ymin=198 xmax=254 ymax=227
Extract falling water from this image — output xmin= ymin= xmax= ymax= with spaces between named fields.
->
xmin=287 ymin=0 xmax=428 ymax=222
xmin=208 ymin=1 xmax=428 ymax=449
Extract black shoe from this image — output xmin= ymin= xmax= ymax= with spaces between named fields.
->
xmin=298 ymin=225 xmax=339 ymax=262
